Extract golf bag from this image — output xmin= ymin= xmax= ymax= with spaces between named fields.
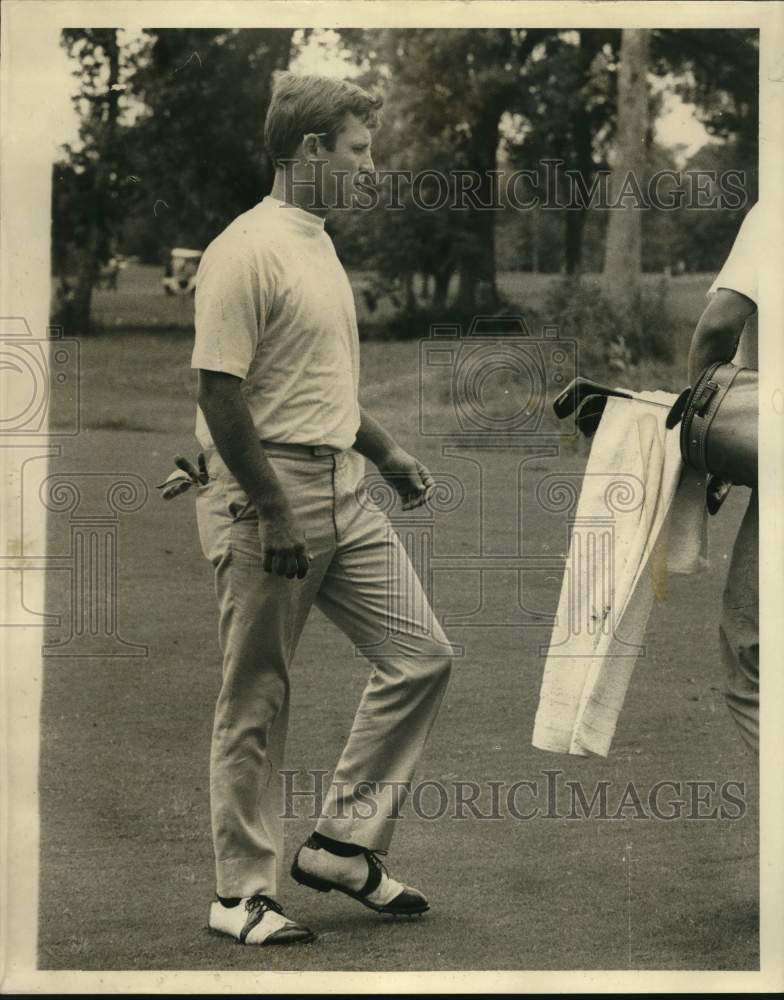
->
xmin=679 ymin=361 xmax=757 ymax=489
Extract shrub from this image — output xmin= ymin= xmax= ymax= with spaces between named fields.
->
xmin=542 ymin=276 xmax=674 ymax=381
xmin=359 ymin=292 xmax=539 ymax=343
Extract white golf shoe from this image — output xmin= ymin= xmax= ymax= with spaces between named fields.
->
xmin=291 ymin=836 xmax=429 ymax=916
xmin=208 ymin=893 xmax=316 ymax=945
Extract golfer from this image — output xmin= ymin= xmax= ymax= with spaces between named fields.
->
xmin=687 ymin=203 xmax=759 ymax=752
xmin=191 ymin=73 xmax=453 ymax=946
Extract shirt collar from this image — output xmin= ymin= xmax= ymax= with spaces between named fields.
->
xmin=261 ymin=196 xmax=326 ymax=235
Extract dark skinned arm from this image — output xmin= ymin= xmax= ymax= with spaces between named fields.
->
xmin=687 ymin=288 xmax=756 ymax=387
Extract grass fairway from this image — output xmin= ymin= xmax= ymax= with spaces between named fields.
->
xmin=39 ymin=320 xmax=758 ymax=972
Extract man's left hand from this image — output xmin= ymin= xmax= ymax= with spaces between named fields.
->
xmin=378 ymin=449 xmax=434 ymax=511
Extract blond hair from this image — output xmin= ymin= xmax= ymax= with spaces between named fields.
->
xmin=264 ymin=73 xmax=383 ymax=166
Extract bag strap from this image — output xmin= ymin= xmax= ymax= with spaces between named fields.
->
xmin=679 ymin=361 xmax=745 ymax=472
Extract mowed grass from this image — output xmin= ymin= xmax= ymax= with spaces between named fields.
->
xmin=62 ymin=263 xmax=708 ymax=444
xmin=38 ymin=279 xmax=758 ymax=972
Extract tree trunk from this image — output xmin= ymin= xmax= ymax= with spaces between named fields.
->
xmin=565 ymin=30 xmax=601 ymax=275
xmin=530 ymin=210 xmax=540 ymax=273
xmin=602 ymin=28 xmax=650 ymax=319
xmin=404 ymin=271 xmax=416 ymax=312
xmin=455 ymin=105 xmax=503 ymax=313
xmin=71 ymin=30 xmax=121 ymax=335
xmin=565 ymin=208 xmax=587 ymax=276
xmin=432 ymin=266 xmax=453 ymax=312
xmin=564 ymin=106 xmax=592 ymax=274
xmin=70 ymin=241 xmax=100 ymax=334
xmin=455 ymin=266 xmax=478 ymax=313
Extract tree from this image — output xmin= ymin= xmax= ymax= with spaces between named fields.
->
xmin=602 ymin=29 xmax=651 ymax=320
xmin=651 ymin=28 xmax=758 ymax=178
xmin=52 ymin=29 xmax=142 ymax=334
xmin=503 ymin=30 xmax=621 ymax=275
xmin=563 ymin=31 xmax=618 ymax=273
xmin=670 ymin=141 xmax=754 ymax=272
xmin=334 ymin=28 xmax=554 ymax=313
xmin=54 ymin=28 xmax=296 ymax=329
xmin=127 ymin=29 xmax=294 ymax=256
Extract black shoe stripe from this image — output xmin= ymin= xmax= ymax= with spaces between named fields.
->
xmin=239 ymin=910 xmax=265 ymax=945
xmin=360 ymin=865 xmax=381 ymax=896
xmin=360 ymin=852 xmax=383 ymax=896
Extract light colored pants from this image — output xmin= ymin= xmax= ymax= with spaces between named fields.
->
xmin=195 ymin=444 xmax=453 ymax=898
xmin=720 ymin=489 xmax=758 ymax=752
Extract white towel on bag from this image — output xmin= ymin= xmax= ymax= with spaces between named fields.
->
xmin=531 ymin=392 xmax=708 ymax=757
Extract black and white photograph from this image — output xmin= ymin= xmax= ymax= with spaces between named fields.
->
xmin=1 ymin=0 xmax=782 ymax=992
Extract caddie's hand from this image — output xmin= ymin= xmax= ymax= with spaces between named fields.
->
xmin=156 ymin=453 xmax=209 ymax=500
xmin=258 ymin=505 xmax=311 ymax=579
xmin=379 ymin=448 xmax=435 ymax=511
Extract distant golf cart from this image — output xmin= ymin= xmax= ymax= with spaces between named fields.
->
xmin=162 ymin=248 xmax=202 ymax=295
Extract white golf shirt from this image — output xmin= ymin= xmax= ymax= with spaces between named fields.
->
xmin=707 ymin=202 xmax=759 ymax=370
xmin=192 ymin=196 xmax=361 ymax=450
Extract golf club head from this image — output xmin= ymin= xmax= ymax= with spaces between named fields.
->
xmin=575 ymin=394 xmax=608 ymax=438
xmin=665 ymin=386 xmax=691 ymax=430
xmin=552 ymin=376 xmax=632 ymax=420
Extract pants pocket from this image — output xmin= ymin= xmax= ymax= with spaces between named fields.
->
xmin=195 ymin=479 xmax=228 ymax=564
xmin=220 ymin=477 xmax=256 ymax=523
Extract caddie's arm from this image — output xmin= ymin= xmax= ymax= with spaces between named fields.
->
xmin=354 ymin=407 xmax=434 ymax=511
xmin=197 ymin=369 xmax=309 ymax=579
xmin=687 ymin=288 xmax=756 ymax=387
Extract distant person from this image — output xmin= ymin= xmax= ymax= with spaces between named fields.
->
xmin=687 ymin=203 xmax=759 ymax=752
xmin=190 ymin=74 xmax=453 ymax=946
xmin=163 ymin=248 xmax=201 ymax=295
xmin=99 ymin=256 xmax=119 ymax=290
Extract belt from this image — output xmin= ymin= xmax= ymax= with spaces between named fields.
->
xmin=260 ymin=440 xmax=344 ymax=457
